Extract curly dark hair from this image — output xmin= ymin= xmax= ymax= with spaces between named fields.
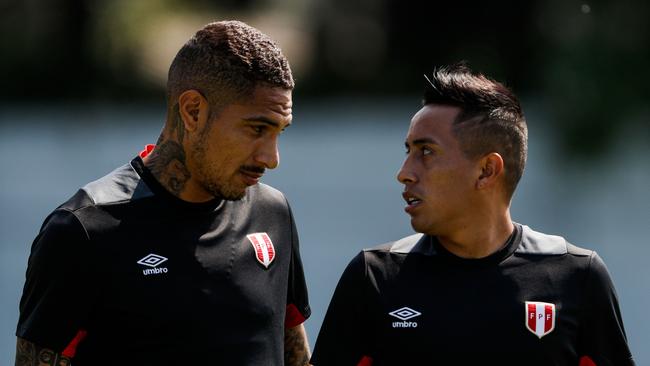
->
xmin=167 ymin=20 xmax=293 ymax=114
xmin=423 ymin=63 xmax=528 ymax=199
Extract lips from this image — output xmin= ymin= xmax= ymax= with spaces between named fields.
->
xmin=240 ymin=168 xmax=264 ymax=186
xmin=402 ymin=191 xmax=423 ymax=214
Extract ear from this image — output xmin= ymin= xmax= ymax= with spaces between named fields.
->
xmin=178 ymin=90 xmax=209 ymax=133
xmin=476 ymin=152 xmax=504 ymax=190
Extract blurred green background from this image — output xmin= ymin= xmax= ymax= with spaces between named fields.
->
xmin=1 ymin=0 xmax=649 ymax=154
xmin=1 ymin=0 xmax=649 ymax=363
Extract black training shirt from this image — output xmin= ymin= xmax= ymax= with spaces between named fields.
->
xmin=17 ymin=156 xmax=310 ymax=365
xmin=311 ymin=224 xmax=633 ymax=366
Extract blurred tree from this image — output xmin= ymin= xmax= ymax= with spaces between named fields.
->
xmin=0 ymin=0 xmax=647 ymax=154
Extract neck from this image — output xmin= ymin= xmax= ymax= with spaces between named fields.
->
xmin=436 ymin=210 xmax=514 ymax=259
xmin=142 ymin=135 xmax=213 ymax=203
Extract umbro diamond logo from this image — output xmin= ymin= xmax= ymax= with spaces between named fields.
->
xmin=137 ymin=253 xmax=169 ymax=276
xmin=137 ymin=254 xmax=168 ymax=267
xmin=389 ymin=307 xmax=421 ymax=328
xmin=389 ymin=307 xmax=421 ymax=320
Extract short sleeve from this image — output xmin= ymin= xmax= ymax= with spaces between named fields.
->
xmin=285 ymin=203 xmax=311 ymax=328
xmin=16 ymin=209 xmax=96 ymax=352
xmin=578 ymin=252 xmax=635 ymax=366
xmin=311 ymin=252 xmax=373 ymax=366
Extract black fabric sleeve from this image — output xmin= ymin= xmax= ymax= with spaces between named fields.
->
xmin=285 ymin=202 xmax=311 ymax=327
xmin=311 ymin=252 xmax=373 ymax=366
xmin=16 ymin=208 xmax=96 ymax=352
xmin=578 ymin=252 xmax=635 ymax=366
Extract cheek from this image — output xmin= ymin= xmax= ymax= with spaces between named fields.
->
xmin=423 ymin=168 xmax=472 ymax=194
xmin=217 ymin=134 xmax=252 ymax=160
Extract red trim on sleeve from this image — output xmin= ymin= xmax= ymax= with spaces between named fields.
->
xmin=61 ymin=329 xmax=88 ymax=358
xmin=139 ymin=144 xmax=156 ymax=158
xmin=357 ymin=355 xmax=373 ymax=366
xmin=285 ymin=303 xmax=306 ymax=328
xmin=579 ymin=356 xmax=597 ymax=366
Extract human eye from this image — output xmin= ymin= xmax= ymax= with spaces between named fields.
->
xmin=250 ymin=124 xmax=266 ymax=135
xmin=421 ymin=146 xmax=436 ymax=157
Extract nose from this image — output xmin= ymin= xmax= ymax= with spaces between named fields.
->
xmin=397 ymin=156 xmax=416 ymax=185
xmin=254 ymin=136 xmax=280 ymax=169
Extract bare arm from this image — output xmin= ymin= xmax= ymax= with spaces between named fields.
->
xmin=15 ymin=338 xmax=71 ymax=366
xmin=284 ymin=324 xmax=311 ymax=366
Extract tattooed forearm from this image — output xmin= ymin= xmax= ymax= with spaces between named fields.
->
xmin=15 ymin=338 xmax=71 ymax=366
xmin=284 ymin=325 xmax=310 ymax=366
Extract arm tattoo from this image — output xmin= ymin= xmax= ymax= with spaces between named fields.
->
xmin=284 ymin=325 xmax=310 ymax=366
xmin=16 ymin=338 xmax=71 ymax=366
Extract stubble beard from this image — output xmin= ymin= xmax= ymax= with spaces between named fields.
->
xmin=192 ymin=136 xmax=247 ymax=202
xmin=202 ymin=169 xmax=247 ymax=201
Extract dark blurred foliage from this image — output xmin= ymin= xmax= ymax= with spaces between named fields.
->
xmin=1 ymin=0 xmax=146 ymax=99
xmin=306 ymin=0 xmax=650 ymax=156
xmin=1 ymin=0 xmax=648 ymax=155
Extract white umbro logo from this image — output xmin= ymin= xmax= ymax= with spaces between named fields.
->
xmin=137 ymin=253 xmax=169 ymax=276
xmin=137 ymin=254 xmax=168 ymax=267
xmin=389 ymin=307 xmax=422 ymax=320
xmin=389 ymin=307 xmax=421 ymax=328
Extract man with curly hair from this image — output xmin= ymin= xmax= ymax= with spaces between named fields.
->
xmin=16 ymin=20 xmax=311 ymax=365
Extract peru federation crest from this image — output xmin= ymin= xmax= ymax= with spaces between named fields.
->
xmin=246 ymin=232 xmax=276 ymax=268
xmin=525 ymin=301 xmax=556 ymax=338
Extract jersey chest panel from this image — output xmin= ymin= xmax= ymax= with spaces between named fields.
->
xmin=77 ymin=204 xmax=291 ymax=359
xmin=368 ymin=254 xmax=583 ymax=364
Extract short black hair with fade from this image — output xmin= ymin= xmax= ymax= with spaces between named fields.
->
xmin=167 ymin=20 xmax=294 ymax=114
xmin=423 ymin=63 xmax=528 ymax=200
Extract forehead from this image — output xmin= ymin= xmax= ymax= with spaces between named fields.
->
xmin=252 ymin=85 xmax=292 ymax=108
xmin=243 ymin=86 xmax=292 ymax=122
xmin=407 ymin=104 xmax=461 ymax=142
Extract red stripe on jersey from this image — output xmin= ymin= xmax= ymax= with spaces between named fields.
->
xmin=527 ymin=303 xmax=536 ymax=331
xmin=357 ymin=355 xmax=373 ymax=366
xmin=544 ymin=304 xmax=554 ymax=332
xmin=61 ymin=329 xmax=87 ymax=358
xmin=139 ymin=144 xmax=155 ymax=158
xmin=579 ymin=355 xmax=597 ymax=366
xmin=285 ymin=303 xmax=306 ymax=328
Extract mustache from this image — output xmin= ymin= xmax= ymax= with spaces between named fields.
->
xmin=241 ymin=165 xmax=266 ymax=175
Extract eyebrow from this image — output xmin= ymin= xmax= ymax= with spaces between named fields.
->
xmin=242 ymin=116 xmax=292 ymax=129
xmin=405 ymin=137 xmax=439 ymax=148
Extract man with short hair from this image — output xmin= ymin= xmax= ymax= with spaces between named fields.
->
xmin=16 ymin=20 xmax=311 ymax=365
xmin=310 ymin=64 xmax=634 ymax=365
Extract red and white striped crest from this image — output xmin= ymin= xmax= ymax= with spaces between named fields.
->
xmin=525 ymin=301 xmax=556 ymax=338
xmin=246 ymin=232 xmax=275 ymax=268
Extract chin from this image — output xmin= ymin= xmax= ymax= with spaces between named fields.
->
xmin=410 ymin=218 xmax=436 ymax=235
xmin=409 ymin=219 xmax=426 ymax=234
xmin=219 ymin=189 xmax=247 ymax=201
xmin=206 ymin=183 xmax=247 ymax=201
